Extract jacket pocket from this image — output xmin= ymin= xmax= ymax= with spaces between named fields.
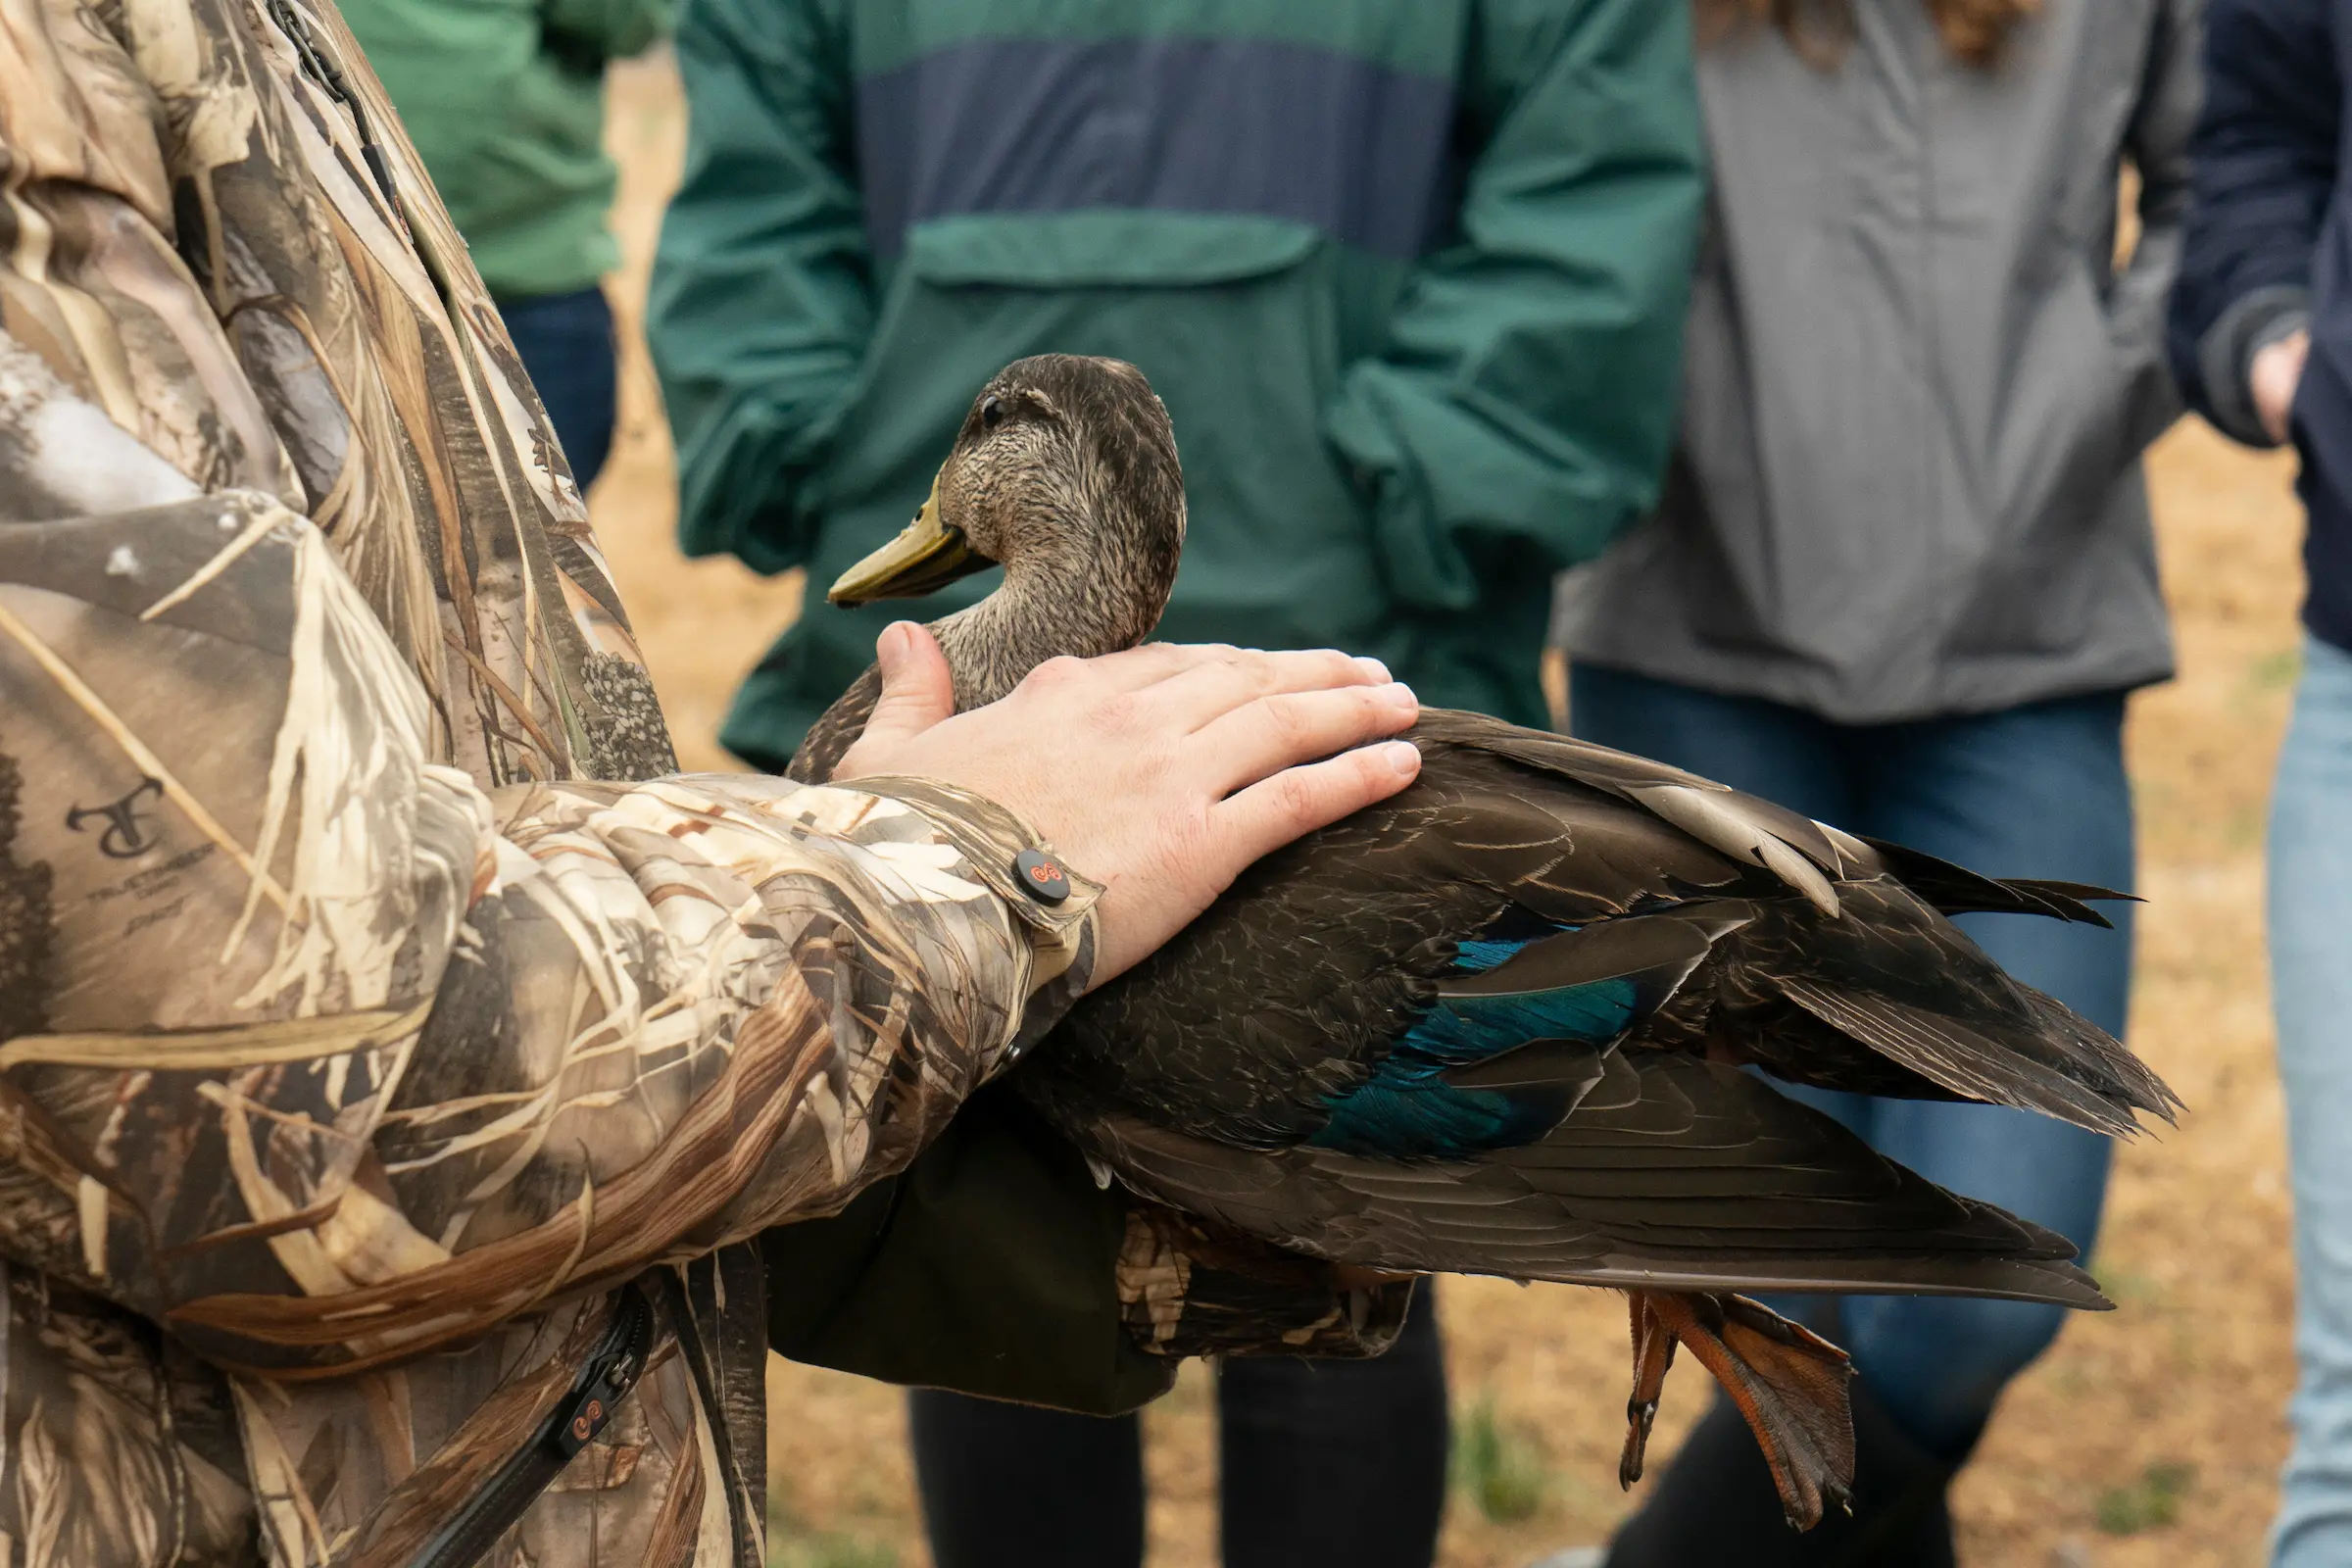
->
xmin=1949 ymin=262 xmax=2159 ymax=661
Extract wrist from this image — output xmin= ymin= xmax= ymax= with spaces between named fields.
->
xmin=2201 ymin=285 xmax=2312 ymax=448
xmin=840 ymin=774 xmax=1104 ymax=1061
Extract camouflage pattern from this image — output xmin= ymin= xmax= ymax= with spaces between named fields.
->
xmin=0 ymin=0 xmax=1405 ymax=1558
xmin=0 ymin=341 xmax=1102 ymax=1561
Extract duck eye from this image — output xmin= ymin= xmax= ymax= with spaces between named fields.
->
xmin=980 ymin=396 xmax=1005 ymax=430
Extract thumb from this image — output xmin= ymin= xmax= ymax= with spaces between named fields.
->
xmin=852 ymin=621 xmax=956 ymax=759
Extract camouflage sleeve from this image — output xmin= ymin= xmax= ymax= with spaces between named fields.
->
xmin=0 ymin=477 xmax=1099 ymax=1379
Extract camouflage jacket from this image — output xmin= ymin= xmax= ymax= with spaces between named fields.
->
xmin=0 ymin=0 xmax=1400 ymax=1561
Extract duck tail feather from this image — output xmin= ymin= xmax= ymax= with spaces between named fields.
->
xmin=1777 ymin=976 xmax=2176 ymax=1135
xmin=2023 ymin=985 xmax=2184 ymax=1123
xmin=1854 ymin=835 xmax=2132 ymax=927
xmin=2005 ymin=877 xmax=2147 ymax=914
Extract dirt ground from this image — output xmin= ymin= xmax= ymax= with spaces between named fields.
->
xmin=593 ymin=57 xmax=2310 ymax=1567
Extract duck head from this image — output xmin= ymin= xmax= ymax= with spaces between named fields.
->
xmin=827 ymin=355 xmax=1188 ymax=708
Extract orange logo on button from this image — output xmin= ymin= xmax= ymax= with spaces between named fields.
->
xmin=1012 ymin=848 xmax=1070 ymax=903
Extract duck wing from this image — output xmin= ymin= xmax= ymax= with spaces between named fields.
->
xmin=1399 ymin=711 xmax=2180 ymax=1135
xmin=1036 ymin=1048 xmax=2105 ymax=1308
xmin=787 ymin=663 xmax=882 ymax=783
xmin=1054 ymin=709 xmax=2174 ymax=1152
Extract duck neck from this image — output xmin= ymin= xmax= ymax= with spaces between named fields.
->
xmin=927 ymin=508 xmax=1178 ymax=711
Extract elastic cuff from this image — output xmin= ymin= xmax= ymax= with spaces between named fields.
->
xmin=2199 ymin=285 xmax=2313 ymax=448
xmin=1322 ymin=379 xmax=1478 ymax=615
xmin=673 ymin=393 xmax=831 ymax=570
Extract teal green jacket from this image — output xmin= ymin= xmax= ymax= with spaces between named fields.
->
xmin=345 ymin=0 xmax=671 ymax=299
xmin=649 ymin=0 xmax=1704 ymax=765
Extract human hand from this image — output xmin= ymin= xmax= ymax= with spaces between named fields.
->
xmin=835 ymin=622 xmax=1421 ymax=985
xmin=2253 ymin=328 xmax=2310 ymax=445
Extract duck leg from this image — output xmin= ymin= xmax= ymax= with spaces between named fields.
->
xmin=1617 ymin=1290 xmax=1857 ymax=1530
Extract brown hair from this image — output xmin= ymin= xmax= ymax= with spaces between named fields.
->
xmin=1696 ymin=0 xmax=2040 ymax=69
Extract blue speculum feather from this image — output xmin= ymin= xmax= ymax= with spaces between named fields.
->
xmin=1308 ymin=931 xmax=1639 ymax=1159
xmin=1450 ymin=939 xmax=1527 ymax=973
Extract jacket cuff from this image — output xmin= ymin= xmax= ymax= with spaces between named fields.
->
xmin=1323 ymin=373 xmax=1478 ymax=614
xmin=1114 ymin=1202 xmax=1415 ymax=1361
xmin=847 ymin=775 xmax=1103 ymax=1060
xmin=2199 ymin=285 xmax=2312 ymax=448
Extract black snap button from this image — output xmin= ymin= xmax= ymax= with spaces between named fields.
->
xmin=1012 ymin=848 xmax=1070 ymax=904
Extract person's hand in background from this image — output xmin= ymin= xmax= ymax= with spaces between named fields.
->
xmin=836 ymin=622 xmax=1422 ymax=985
xmin=2254 ymin=327 xmax=2312 ymax=445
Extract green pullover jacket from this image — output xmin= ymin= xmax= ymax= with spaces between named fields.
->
xmin=650 ymin=0 xmax=1704 ymax=764
xmin=344 ymin=0 xmax=672 ymax=299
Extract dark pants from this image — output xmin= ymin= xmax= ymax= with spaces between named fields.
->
xmin=909 ymin=1284 xmax=1449 ymax=1568
xmin=1571 ymin=663 xmax=2134 ymax=1456
xmin=498 ymin=285 xmax=617 ymax=491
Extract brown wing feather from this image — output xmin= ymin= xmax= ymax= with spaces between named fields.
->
xmin=1041 ymin=1053 xmax=2109 ymax=1309
xmin=789 ymin=664 xmax=882 ymax=783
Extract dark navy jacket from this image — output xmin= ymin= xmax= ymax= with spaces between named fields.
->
xmin=2170 ymin=0 xmax=2352 ymax=652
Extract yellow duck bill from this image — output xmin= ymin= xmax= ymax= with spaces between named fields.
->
xmin=827 ymin=477 xmax=998 ymax=605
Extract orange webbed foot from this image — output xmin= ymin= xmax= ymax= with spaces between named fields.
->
xmin=1617 ymin=1290 xmax=1857 ymax=1530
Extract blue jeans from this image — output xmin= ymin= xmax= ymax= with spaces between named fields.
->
xmin=1571 ymin=664 xmax=2134 ymax=1457
xmin=498 ymin=286 xmax=617 ymax=491
xmin=2271 ymin=635 xmax=2352 ymax=1567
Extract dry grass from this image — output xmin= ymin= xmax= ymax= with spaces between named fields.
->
xmin=595 ymin=57 xmax=2307 ymax=1567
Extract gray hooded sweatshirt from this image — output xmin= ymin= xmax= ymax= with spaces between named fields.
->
xmin=1562 ymin=0 xmax=2200 ymax=722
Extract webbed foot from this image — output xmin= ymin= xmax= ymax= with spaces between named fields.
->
xmin=1617 ymin=1290 xmax=1856 ymax=1530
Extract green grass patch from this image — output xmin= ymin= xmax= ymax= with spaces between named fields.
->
xmin=767 ymin=1495 xmax=899 ymax=1568
xmin=768 ymin=1533 xmax=897 ymax=1568
xmin=2094 ymin=1461 xmax=2195 ymax=1536
xmin=1453 ymin=1395 xmax=1547 ymax=1524
xmin=2249 ymin=648 xmax=2304 ymax=693
xmin=2084 ymin=1253 xmax=2167 ymax=1308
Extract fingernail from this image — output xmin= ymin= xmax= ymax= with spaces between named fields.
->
xmin=878 ymin=621 xmax=912 ymax=671
xmin=1380 ymin=682 xmax=1418 ymax=708
xmin=1383 ymin=741 xmax=1421 ymax=776
xmin=1353 ymin=656 xmax=1392 ymax=683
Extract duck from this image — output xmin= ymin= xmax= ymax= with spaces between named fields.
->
xmin=792 ymin=355 xmax=2180 ymax=1527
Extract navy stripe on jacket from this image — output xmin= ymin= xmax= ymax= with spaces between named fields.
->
xmin=855 ymin=36 xmax=1458 ymax=260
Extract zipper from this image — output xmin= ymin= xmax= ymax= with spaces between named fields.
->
xmin=404 ymin=1281 xmax=657 ymax=1568
xmin=262 ymin=0 xmax=400 ymax=208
